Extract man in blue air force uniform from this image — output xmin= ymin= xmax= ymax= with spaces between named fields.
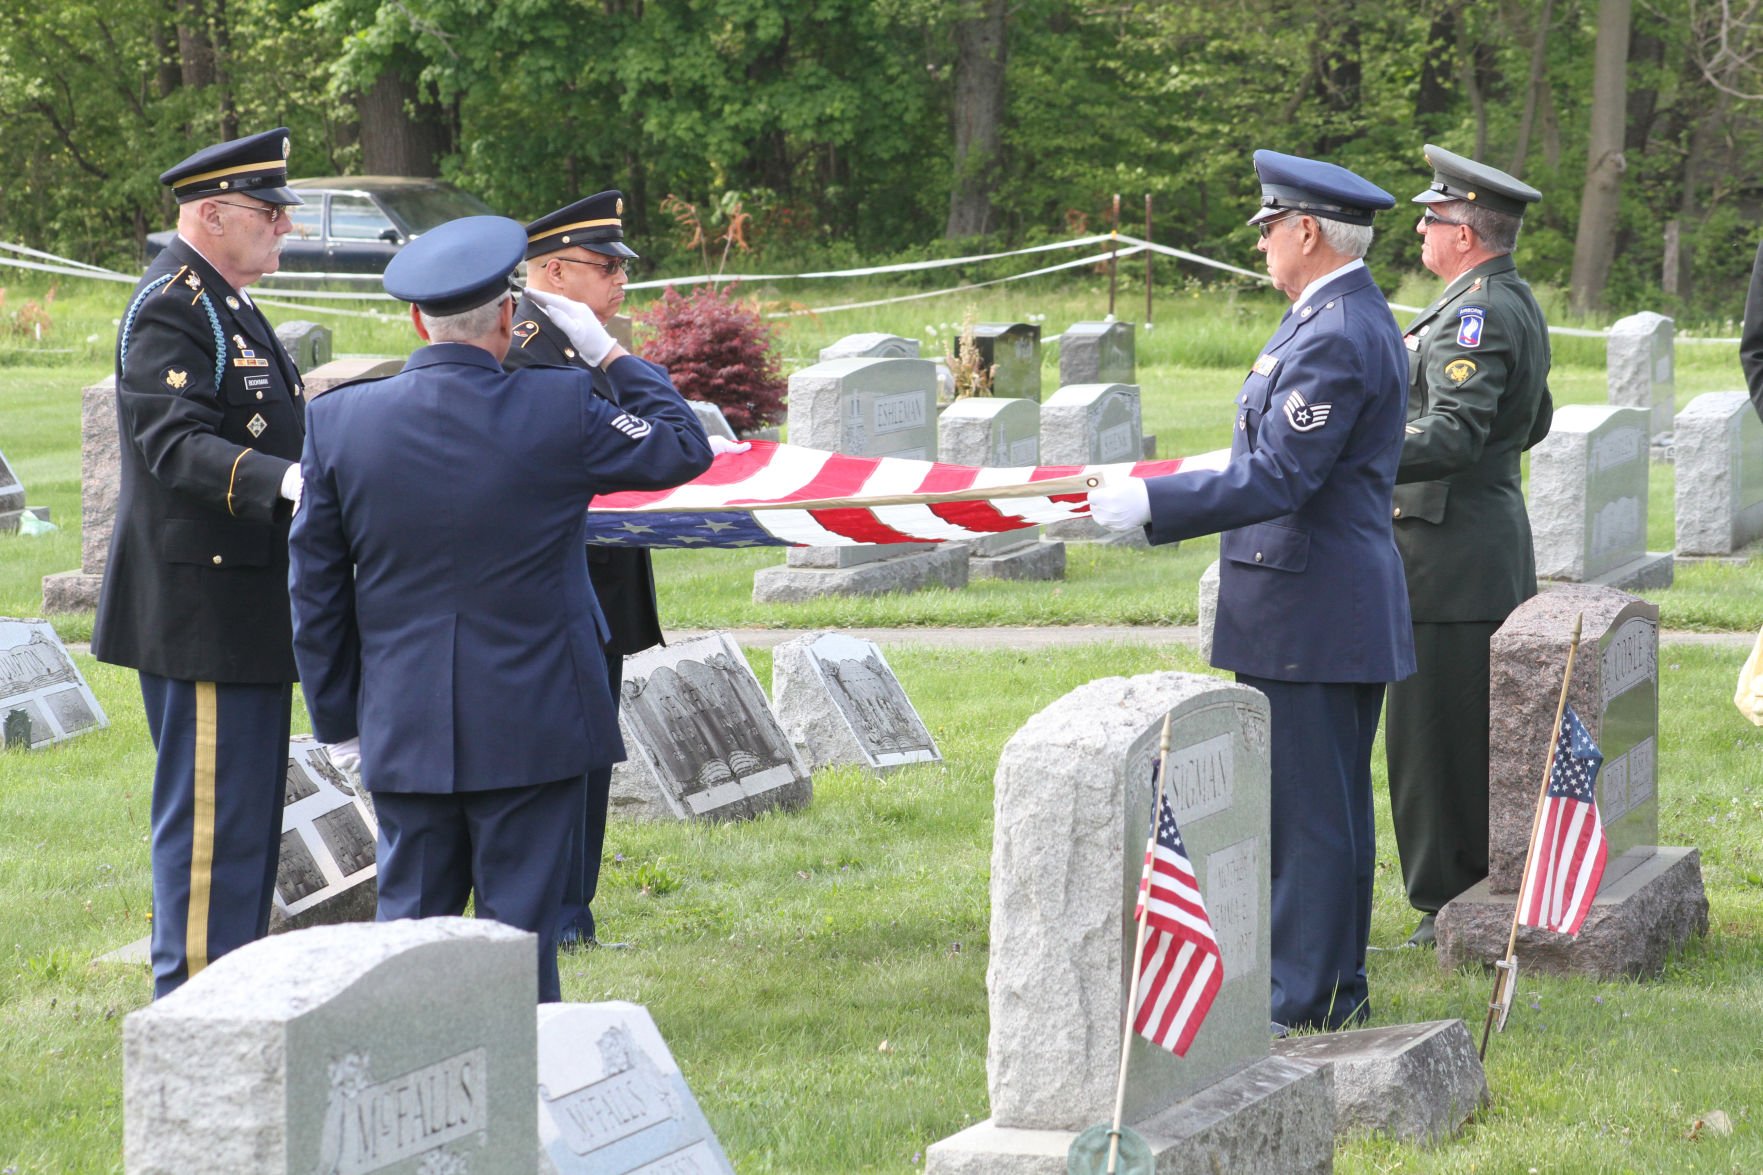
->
xmin=506 ymin=191 xmax=745 ymax=949
xmin=93 ymin=128 xmax=307 ymax=997
xmin=288 ymin=216 xmax=713 ymax=1001
xmin=1088 ymin=151 xmax=1415 ymax=1032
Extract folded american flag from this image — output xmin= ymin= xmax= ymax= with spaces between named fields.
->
xmin=585 ymin=439 xmax=1229 ymax=548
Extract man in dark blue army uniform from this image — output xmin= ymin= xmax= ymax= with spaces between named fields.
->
xmin=288 ymin=216 xmax=712 ymax=1001
xmin=507 ymin=192 xmax=744 ymax=949
xmin=1089 ymin=151 xmax=1415 ymax=1032
xmin=93 ymin=128 xmax=307 ymax=998
xmin=1385 ymin=146 xmax=1552 ymax=948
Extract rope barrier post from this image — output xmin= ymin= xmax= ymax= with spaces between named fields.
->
xmin=1109 ymin=193 xmax=1121 ymax=319
xmin=1144 ymin=194 xmax=1154 ymax=328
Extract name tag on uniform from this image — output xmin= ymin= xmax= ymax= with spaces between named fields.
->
xmin=244 ymin=375 xmax=271 ymax=390
xmin=1251 ymin=353 xmax=1279 ymax=377
xmin=232 ymin=357 xmax=269 ymax=367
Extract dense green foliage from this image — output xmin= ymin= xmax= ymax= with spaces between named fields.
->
xmin=4 ymin=1 xmax=1763 ymax=318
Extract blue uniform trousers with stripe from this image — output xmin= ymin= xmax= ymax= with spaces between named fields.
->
xmin=140 ymin=673 xmax=291 ymax=999
xmin=372 ymin=775 xmax=587 ymax=1004
xmin=1241 ymin=674 xmax=1383 ymax=1032
xmin=559 ymin=653 xmax=619 ymax=944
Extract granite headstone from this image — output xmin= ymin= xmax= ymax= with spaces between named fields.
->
xmin=612 ymin=633 xmax=811 ymax=821
xmin=771 ymin=631 xmax=941 ymax=772
xmin=937 ymin=396 xmax=1064 ymax=580
xmin=0 ymin=617 xmax=108 ymax=748
xmin=688 ymin=399 xmax=739 ymax=442
xmin=1672 ymin=391 xmax=1763 ymax=556
xmin=303 ymin=356 xmax=406 ymax=398
xmin=0 ymin=446 xmax=24 ymax=532
xmin=271 ymin=735 xmax=379 ymax=933
xmin=954 ymin=323 xmax=1042 ymax=402
xmin=819 ymin=332 xmax=920 ymax=361
xmin=1041 ymin=382 xmax=1147 ymax=545
xmin=41 ymin=376 xmax=119 ymax=611
xmin=1606 ymin=311 xmax=1674 ymax=439
xmin=274 ymin=320 xmax=334 ymax=373
xmin=1529 ymin=403 xmax=1672 ymax=589
xmin=1058 ymin=321 xmax=1135 ymax=386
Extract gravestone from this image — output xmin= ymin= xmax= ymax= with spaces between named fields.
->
xmin=0 ymin=447 xmax=24 ymax=533
xmin=1197 ymin=560 xmax=1221 ymax=662
xmin=937 ymin=397 xmax=1064 ymax=581
xmin=1436 ymin=584 xmax=1708 ymax=979
xmin=607 ymin=312 xmax=634 ymax=353
xmin=612 ymin=633 xmax=811 ymax=821
xmin=0 ymin=617 xmax=108 ymax=748
xmin=1529 ymin=404 xmax=1672 ymax=590
xmin=1673 ymin=391 xmax=1763 ymax=557
xmin=1058 ymin=321 xmax=1136 ymax=386
xmin=303 ymin=355 xmax=405 ymax=398
xmin=1041 ymin=383 xmax=1148 ymax=546
xmin=772 ymin=631 xmax=941 ymax=772
xmin=274 ymin=320 xmax=334 ymax=373
xmin=124 ymin=918 xmax=537 ymax=1174
xmin=926 ymin=672 xmax=1333 ymax=1174
xmin=819 ymin=332 xmax=920 ymax=361
xmin=41 ymin=376 xmax=119 ymax=612
xmin=754 ymin=357 xmax=968 ymax=601
xmin=537 ymin=1001 xmax=734 ymax=1175
xmin=1274 ymin=1020 xmax=1487 ymax=1145
xmin=270 ymin=735 xmax=378 ymax=933
xmin=1606 ymin=311 xmax=1674 ymax=441
xmin=688 ymin=399 xmax=738 ymax=442
xmin=954 ymin=323 xmax=1043 ymax=402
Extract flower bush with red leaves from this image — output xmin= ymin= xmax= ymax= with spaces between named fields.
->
xmin=635 ymin=285 xmax=787 ymax=432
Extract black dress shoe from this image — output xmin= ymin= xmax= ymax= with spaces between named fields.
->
xmin=1403 ymin=913 xmax=1437 ymax=949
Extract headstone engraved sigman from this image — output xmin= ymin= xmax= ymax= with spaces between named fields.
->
xmin=772 ymin=632 xmax=941 ymax=772
xmin=0 ymin=617 xmax=108 ymax=748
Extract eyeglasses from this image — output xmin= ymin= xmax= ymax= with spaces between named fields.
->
xmin=1257 ymin=213 xmax=1297 ymax=240
xmin=555 ymin=256 xmax=629 ymax=276
xmin=213 ymin=200 xmax=285 ymax=224
xmin=1421 ymin=211 xmax=1468 ymax=229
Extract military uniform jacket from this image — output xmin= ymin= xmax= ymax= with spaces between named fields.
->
xmin=92 ymin=236 xmax=304 ymax=683
xmin=1393 ymin=254 xmax=1552 ymax=622
xmin=505 ymin=294 xmax=663 ymax=656
xmin=1144 ymin=265 xmax=1415 ymax=684
xmin=289 ymin=343 xmax=713 ymax=795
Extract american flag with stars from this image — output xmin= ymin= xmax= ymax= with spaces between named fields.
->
xmin=583 ymin=439 xmax=1229 ymax=548
xmin=1518 ymin=704 xmax=1608 ymax=936
xmin=1132 ymin=788 xmax=1224 ymax=1057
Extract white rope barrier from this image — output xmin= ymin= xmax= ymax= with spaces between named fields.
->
xmin=625 ymin=234 xmax=1117 ymax=291
xmin=763 ymin=246 xmax=1147 ymax=318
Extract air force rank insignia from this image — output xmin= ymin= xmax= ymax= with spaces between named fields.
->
xmin=1456 ymin=307 xmax=1486 ymax=348
xmin=1283 ymin=390 xmax=1331 ymax=432
xmin=609 ymin=412 xmax=652 ymax=440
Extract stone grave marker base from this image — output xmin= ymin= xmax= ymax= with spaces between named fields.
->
xmin=1045 ymin=517 xmax=1150 ymax=546
xmin=42 ymin=570 xmax=103 ymax=612
xmin=1541 ymin=551 xmax=1674 ymax=593
xmin=967 ymin=538 xmax=1066 ymax=581
xmin=1273 ymin=1019 xmax=1486 ymax=1145
xmin=753 ymin=545 xmax=968 ymax=602
xmin=1437 ymin=846 xmax=1707 ymax=979
xmin=925 ymin=1057 xmax=1332 ymax=1175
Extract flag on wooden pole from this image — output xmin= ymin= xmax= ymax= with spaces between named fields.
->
xmin=1517 ymin=704 xmax=1608 ymax=936
xmin=1131 ymin=791 xmax=1223 ymax=1056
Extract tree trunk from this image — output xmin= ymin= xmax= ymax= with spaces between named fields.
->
xmin=176 ymin=0 xmax=214 ymax=89
xmin=945 ymin=0 xmax=1006 ymax=239
xmin=357 ymin=68 xmax=450 ymax=177
xmin=1456 ymin=13 xmax=1488 ymax=158
xmin=1507 ymin=0 xmax=1554 ymax=177
xmin=1568 ymin=0 xmax=1632 ymax=314
xmin=209 ymin=0 xmax=236 ymax=140
xmin=1415 ymin=4 xmax=1458 ymax=121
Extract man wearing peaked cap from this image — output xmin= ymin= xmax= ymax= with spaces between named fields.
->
xmin=508 ymin=191 xmax=745 ymax=953
xmin=1385 ymin=145 xmax=1552 ymax=949
xmin=1087 ymin=150 xmax=1415 ymax=1033
xmin=92 ymin=128 xmax=308 ymax=998
xmin=288 ymin=215 xmax=713 ymax=1002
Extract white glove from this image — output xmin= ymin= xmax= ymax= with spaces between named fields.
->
xmin=1087 ymin=477 xmax=1151 ymax=532
xmin=527 ymin=288 xmax=616 ymax=367
xmin=280 ymin=463 xmax=303 ymax=512
xmin=325 ymin=737 xmax=360 ymax=774
xmin=707 ymin=436 xmax=752 ymax=456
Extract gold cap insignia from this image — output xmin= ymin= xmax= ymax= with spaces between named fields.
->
xmin=561 ymin=235 xmax=571 ymax=244
xmin=616 ymin=197 xmax=624 ymax=215
xmin=1445 ymin=358 xmax=1478 ymax=384
xmin=164 ymin=368 xmax=188 ymax=390
xmin=282 ymin=137 xmax=291 ymax=158
xmin=185 ymin=272 xmax=201 ymax=289
xmin=219 ymin=180 xmax=230 ymax=190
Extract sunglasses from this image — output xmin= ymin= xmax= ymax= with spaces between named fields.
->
xmin=1257 ymin=213 xmax=1298 ymax=240
xmin=555 ymin=256 xmax=630 ymax=276
xmin=213 ymin=200 xmax=285 ymax=224
xmin=1421 ymin=210 xmax=1468 ymax=229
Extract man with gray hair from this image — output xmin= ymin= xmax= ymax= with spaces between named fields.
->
xmin=1384 ymin=145 xmax=1552 ymax=949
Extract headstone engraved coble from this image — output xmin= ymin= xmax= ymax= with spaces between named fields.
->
xmin=537 ymin=1001 xmax=734 ymax=1175
xmin=1529 ymin=403 xmax=1672 ymax=590
xmin=1058 ymin=321 xmax=1136 ymax=386
xmin=271 ymin=735 xmax=378 ymax=933
xmin=927 ymin=672 xmax=1333 ymax=1174
xmin=955 ymin=323 xmax=1043 ymax=402
xmin=772 ymin=632 xmax=941 ymax=772
xmin=0 ymin=446 xmax=25 ymax=532
xmin=819 ymin=332 xmax=920 ymax=361
xmin=1041 ymin=382 xmax=1148 ymax=545
xmin=1436 ymin=584 xmax=1708 ymax=978
xmin=0 ymin=617 xmax=108 ymax=748
xmin=274 ymin=320 xmax=334 ymax=373
xmin=1672 ymin=391 xmax=1763 ymax=556
xmin=754 ymin=357 xmax=968 ymax=601
xmin=1606 ymin=311 xmax=1674 ymax=440
xmin=124 ymin=918 xmax=537 ymax=1174
xmin=41 ymin=376 xmax=119 ymax=611
xmin=612 ymin=633 xmax=811 ymax=821
xmin=936 ymin=396 xmax=1065 ymax=581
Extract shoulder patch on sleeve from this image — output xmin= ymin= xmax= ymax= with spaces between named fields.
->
xmin=513 ymin=320 xmax=539 ymax=347
xmin=1445 ymin=358 xmax=1478 ymax=384
xmin=608 ymin=411 xmax=652 ymax=440
xmin=1282 ymin=389 xmax=1332 ymax=432
xmin=1456 ymin=306 xmax=1486 ymax=348
xmin=161 ymin=366 xmax=190 ymax=390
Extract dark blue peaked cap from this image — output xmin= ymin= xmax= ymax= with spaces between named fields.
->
xmin=159 ymin=127 xmax=302 ymax=205
xmin=525 ymin=190 xmax=639 ymax=261
xmin=383 ymin=216 xmax=527 ymax=316
xmin=1248 ymin=150 xmax=1394 ymax=227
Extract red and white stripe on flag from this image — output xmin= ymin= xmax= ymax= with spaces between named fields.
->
xmin=1518 ymin=705 xmax=1608 ymax=936
xmin=1132 ymin=793 xmax=1224 ymax=1056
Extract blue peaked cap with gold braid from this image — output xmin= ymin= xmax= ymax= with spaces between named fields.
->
xmin=159 ymin=128 xmax=303 ymax=205
xmin=1247 ymin=150 xmax=1394 ymax=228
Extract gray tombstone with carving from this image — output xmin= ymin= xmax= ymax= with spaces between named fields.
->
xmin=1437 ymin=584 xmax=1708 ymax=979
xmin=42 ymin=376 xmax=120 ymax=611
xmin=0 ymin=446 xmax=24 ymax=533
xmin=303 ymin=355 xmax=406 ymax=398
xmin=537 ymin=1001 xmax=734 ymax=1175
xmin=1673 ymin=391 xmax=1763 ymax=556
xmin=1529 ymin=404 xmax=1672 ymax=590
xmin=124 ymin=918 xmax=537 ymax=1174
xmin=755 ymin=357 xmax=968 ymax=600
xmin=689 ymin=399 xmax=739 ymax=442
xmin=612 ymin=633 xmax=811 ymax=821
xmin=819 ymin=332 xmax=921 ymax=361
xmin=1059 ymin=321 xmax=1136 ymax=386
xmin=927 ymin=672 xmax=1332 ymax=1174
xmin=1041 ymin=383 xmax=1147 ymax=545
xmin=955 ymin=323 xmax=1043 ymax=402
xmin=937 ymin=397 xmax=1065 ymax=580
xmin=772 ymin=631 xmax=941 ymax=772
xmin=0 ymin=617 xmax=108 ymax=748
xmin=274 ymin=320 xmax=333 ymax=373
xmin=270 ymin=735 xmax=378 ymax=933
xmin=1606 ymin=311 xmax=1674 ymax=439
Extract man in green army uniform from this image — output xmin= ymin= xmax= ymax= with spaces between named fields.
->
xmin=1385 ymin=145 xmax=1553 ymax=947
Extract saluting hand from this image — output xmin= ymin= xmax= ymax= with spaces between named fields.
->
xmin=527 ymin=288 xmax=617 ymax=367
